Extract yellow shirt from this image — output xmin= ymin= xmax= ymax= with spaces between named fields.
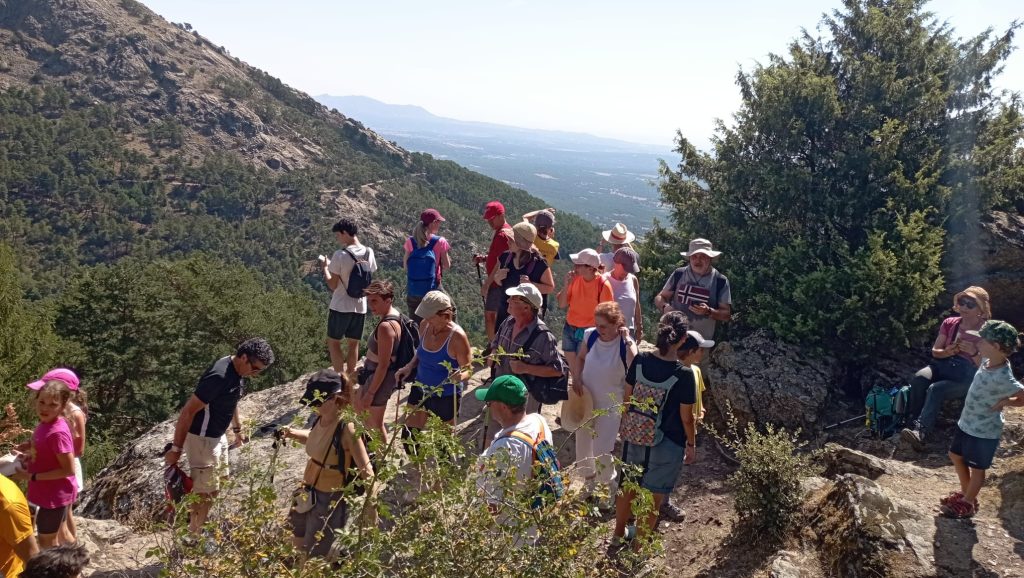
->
xmin=1 ymin=474 xmax=34 ymax=578
xmin=533 ymin=236 xmax=560 ymax=266
xmin=691 ymin=365 xmax=707 ymax=424
xmin=302 ymin=416 xmax=348 ymax=492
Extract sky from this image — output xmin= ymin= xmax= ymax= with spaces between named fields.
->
xmin=140 ymin=0 xmax=1022 ymax=149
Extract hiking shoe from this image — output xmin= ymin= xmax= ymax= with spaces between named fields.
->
xmin=900 ymin=428 xmax=926 ymax=452
xmin=659 ymin=500 xmax=686 ymax=522
xmin=940 ymin=496 xmax=976 ymax=519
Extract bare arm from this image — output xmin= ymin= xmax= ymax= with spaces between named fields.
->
xmin=343 ymin=424 xmax=375 ymax=486
xmin=535 ymin=267 xmax=555 ymax=295
xmin=931 ymin=327 xmax=957 ymax=359
xmin=165 ymin=394 xmax=207 ymax=465
xmin=451 ymin=329 xmax=474 ymax=383
xmin=283 ymin=427 xmax=310 ymax=444
xmin=632 ymin=276 xmax=644 ymax=341
xmin=322 ymin=259 xmax=341 ymax=291
xmin=556 ymin=272 xmax=573 ymax=309
xmin=440 ymin=250 xmax=451 ymax=272
xmin=71 ymin=410 xmax=87 ymax=456
xmin=24 ymin=450 xmax=76 ymax=481
xmin=681 ymin=403 xmax=697 ymax=463
xmin=522 ymin=208 xmax=555 ymax=222
xmin=12 ymin=534 xmax=39 ymax=568
xmin=366 ymin=321 xmax=399 ymax=396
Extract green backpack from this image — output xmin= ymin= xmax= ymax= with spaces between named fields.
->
xmin=864 ymin=385 xmax=909 ymax=438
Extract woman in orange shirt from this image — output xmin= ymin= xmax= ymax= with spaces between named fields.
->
xmin=557 ymin=248 xmax=614 ymax=388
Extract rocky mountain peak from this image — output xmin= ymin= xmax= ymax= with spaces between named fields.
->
xmin=0 ymin=0 xmax=407 ymax=171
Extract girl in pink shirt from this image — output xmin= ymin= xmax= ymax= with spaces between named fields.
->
xmin=12 ymin=381 xmax=77 ymax=548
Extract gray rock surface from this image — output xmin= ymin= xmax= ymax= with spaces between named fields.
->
xmin=705 ymin=329 xmax=840 ymax=430
xmin=947 ymin=210 xmax=1024 ymax=327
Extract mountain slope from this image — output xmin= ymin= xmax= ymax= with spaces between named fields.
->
xmin=0 ymin=0 xmax=597 ymax=302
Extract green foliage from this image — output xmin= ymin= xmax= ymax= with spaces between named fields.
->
xmin=53 ymin=255 xmax=324 ymax=437
xmin=650 ymin=0 xmax=1024 ymax=361
xmin=712 ymin=403 xmax=818 ymax=538
xmin=151 ymin=399 xmax=646 ymax=578
xmin=0 ymin=243 xmax=61 ymax=423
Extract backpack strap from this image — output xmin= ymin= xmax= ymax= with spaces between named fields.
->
xmin=330 ymin=421 xmax=349 ymax=484
xmin=521 ymin=325 xmax=544 ymax=357
xmin=585 ymin=330 xmax=628 ymax=372
xmin=425 ymin=235 xmax=439 ymax=251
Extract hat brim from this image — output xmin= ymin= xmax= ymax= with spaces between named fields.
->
xmin=26 ymin=379 xmax=46 ymax=390
xmin=414 ymin=302 xmax=446 ymax=319
xmin=505 ymin=287 xmax=542 ymax=309
xmin=681 ymin=249 xmax=722 ymax=258
xmin=474 ymin=387 xmax=491 ymax=402
xmin=602 ymin=230 xmax=636 ymax=244
xmin=559 ymin=388 xmax=594 ymax=430
xmin=964 ymin=330 xmax=982 ymax=337
xmin=569 ymin=253 xmax=600 ymax=268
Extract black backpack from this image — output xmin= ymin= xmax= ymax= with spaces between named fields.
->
xmin=382 ymin=314 xmax=420 ymax=376
xmin=520 ymin=326 xmax=569 ymax=405
xmin=342 ymin=247 xmax=373 ymax=299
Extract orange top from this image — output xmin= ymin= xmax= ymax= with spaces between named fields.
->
xmin=566 ymin=275 xmax=614 ymax=327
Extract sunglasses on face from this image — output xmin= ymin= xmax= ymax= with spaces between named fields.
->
xmin=957 ymin=298 xmax=977 ymax=310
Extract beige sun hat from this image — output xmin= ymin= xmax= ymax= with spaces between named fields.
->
xmin=560 ymin=386 xmax=594 ymax=431
xmin=680 ymin=238 xmax=722 ymax=258
xmin=602 ymin=223 xmax=636 ymax=245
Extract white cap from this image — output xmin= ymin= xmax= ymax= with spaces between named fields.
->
xmin=686 ymin=330 xmax=715 ymax=348
xmin=570 ymin=248 xmax=601 ymax=268
xmin=505 ymin=283 xmax=543 ymax=309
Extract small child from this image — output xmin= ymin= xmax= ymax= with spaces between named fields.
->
xmin=677 ymin=330 xmax=715 ymax=425
xmin=21 ymin=542 xmax=89 ymax=578
xmin=940 ymin=320 xmax=1023 ymax=519
xmin=12 ymin=381 xmax=78 ymax=548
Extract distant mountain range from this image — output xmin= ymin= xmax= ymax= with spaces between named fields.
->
xmin=316 ymin=95 xmax=672 ymax=233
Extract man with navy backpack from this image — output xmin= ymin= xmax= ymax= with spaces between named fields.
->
xmin=320 ymin=218 xmax=377 ymax=378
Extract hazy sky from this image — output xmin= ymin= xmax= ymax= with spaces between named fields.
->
xmin=140 ymin=0 xmax=1022 ymax=148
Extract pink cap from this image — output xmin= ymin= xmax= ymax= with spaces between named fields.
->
xmin=27 ymin=368 xmax=80 ymax=391
xmin=482 ymin=201 xmax=505 ymax=220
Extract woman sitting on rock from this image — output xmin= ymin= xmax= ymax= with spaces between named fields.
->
xmin=901 ymin=287 xmax=990 ymax=450
xmin=283 ymin=369 xmax=375 ymax=561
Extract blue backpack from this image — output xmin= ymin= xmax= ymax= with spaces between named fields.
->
xmin=407 ymin=236 xmax=440 ymax=298
xmin=501 ymin=417 xmax=565 ymax=509
xmin=586 ymin=330 xmax=627 ymax=372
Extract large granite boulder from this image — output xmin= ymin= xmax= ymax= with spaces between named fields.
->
xmin=705 ymin=329 xmax=841 ymax=430
xmin=947 ymin=210 xmax=1024 ymax=327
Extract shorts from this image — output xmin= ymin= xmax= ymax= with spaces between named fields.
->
xmin=620 ymin=437 xmax=685 ymax=495
xmin=35 ymin=505 xmax=68 ymax=534
xmin=407 ymin=295 xmax=425 ymax=323
xmin=358 ymin=364 xmax=398 ymax=407
xmin=408 ymin=385 xmax=461 ymax=423
xmin=184 ymin=433 xmax=230 ymax=493
xmin=949 ymin=426 xmax=1000 ymax=470
xmin=327 ymin=310 xmax=365 ymax=340
xmin=485 ymin=285 xmax=504 ymax=313
xmin=561 ymin=323 xmax=587 ymax=353
xmin=289 ymin=488 xmax=347 ymax=557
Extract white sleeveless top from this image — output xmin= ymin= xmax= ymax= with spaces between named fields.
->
xmin=604 ymin=273 xmax=637 ymax=330
xmin=580 ymin=328 xmax=627 ymax=406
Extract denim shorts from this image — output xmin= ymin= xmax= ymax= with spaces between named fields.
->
xmin=949 ymin=426 xmax=1000 ymax=470
xmin=561 ymin=323 xmax=588 ymax=353
xmin=620 ymin=437 xmax=685 ymax=495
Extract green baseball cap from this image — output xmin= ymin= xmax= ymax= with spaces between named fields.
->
xmin=967 ymin=320 xmax=1020 ymax=351
xmin=474 ymin=375 xmax=528 ymax=406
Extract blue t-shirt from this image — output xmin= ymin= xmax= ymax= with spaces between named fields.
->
xmin=957 ymin=359 xmax=1024 ymax=439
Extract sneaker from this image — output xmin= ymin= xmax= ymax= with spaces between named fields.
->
xmin=900 ymin=428 xmax=926 ymax=452
xmin=659 ymin=500 xmax=686 ymax=522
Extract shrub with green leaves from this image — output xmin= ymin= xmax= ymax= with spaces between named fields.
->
xmin=712 ymin=404 xmax=818 ymax=538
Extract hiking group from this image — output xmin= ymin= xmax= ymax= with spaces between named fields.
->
xmin=3 ymin=202 xmax=1023 ymax=575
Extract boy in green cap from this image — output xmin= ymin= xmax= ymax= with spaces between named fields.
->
xmin=940 ymin=320 xmax=1023 ymax=518
xmin=475 ymin=375 xmax=554 ymax=510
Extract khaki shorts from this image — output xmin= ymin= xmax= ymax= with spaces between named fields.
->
xmin=184 ymin=433 xmax=229 ymax=493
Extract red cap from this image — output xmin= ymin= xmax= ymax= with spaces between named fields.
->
xmin=420 ymin=209 xmax=445 ymax=226
xmin=482 ymin=201 xmax=505 ymax=220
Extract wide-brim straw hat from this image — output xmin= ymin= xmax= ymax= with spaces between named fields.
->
xmin=560 ymin=387 xmax=594 ymax=431
xmin=602 ymin=223 xmax=636 ymax=245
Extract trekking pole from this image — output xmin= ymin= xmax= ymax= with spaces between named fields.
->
xmin=823 ymin=413 xmax=867 ymax=431
xmin=475 ymin=261 xmax=486 ymax=309
xmin=268 ymin=429 xmax=284 ymax=484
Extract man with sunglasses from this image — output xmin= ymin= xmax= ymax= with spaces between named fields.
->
xmin=164 ymin=337 xmax=275 ymax=533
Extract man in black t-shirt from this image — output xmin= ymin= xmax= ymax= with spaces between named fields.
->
xmin=165 ymin=338 xmax=275 ymax=534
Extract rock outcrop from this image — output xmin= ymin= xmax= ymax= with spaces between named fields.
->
xmin=705 ymin=330 xmax=840 ymax=430
xmin=947 ymin=210 xmax=1024 ymax=328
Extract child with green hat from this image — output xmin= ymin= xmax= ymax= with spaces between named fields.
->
xmin=941 ymin=320 xmax=1023 ymax=518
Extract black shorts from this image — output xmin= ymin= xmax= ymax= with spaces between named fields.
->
xmin=949 ymin=426 xmax=1000 ymax=470
xmin=36 ymin=505 xmax=69 ymax=535
xmin=407 ymin=386 xmax=461 ymax=423
xmin=328 ymin=310 xmax=365 ymax=340
xmin=485 ymin=285 xmax=504 ymax=313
